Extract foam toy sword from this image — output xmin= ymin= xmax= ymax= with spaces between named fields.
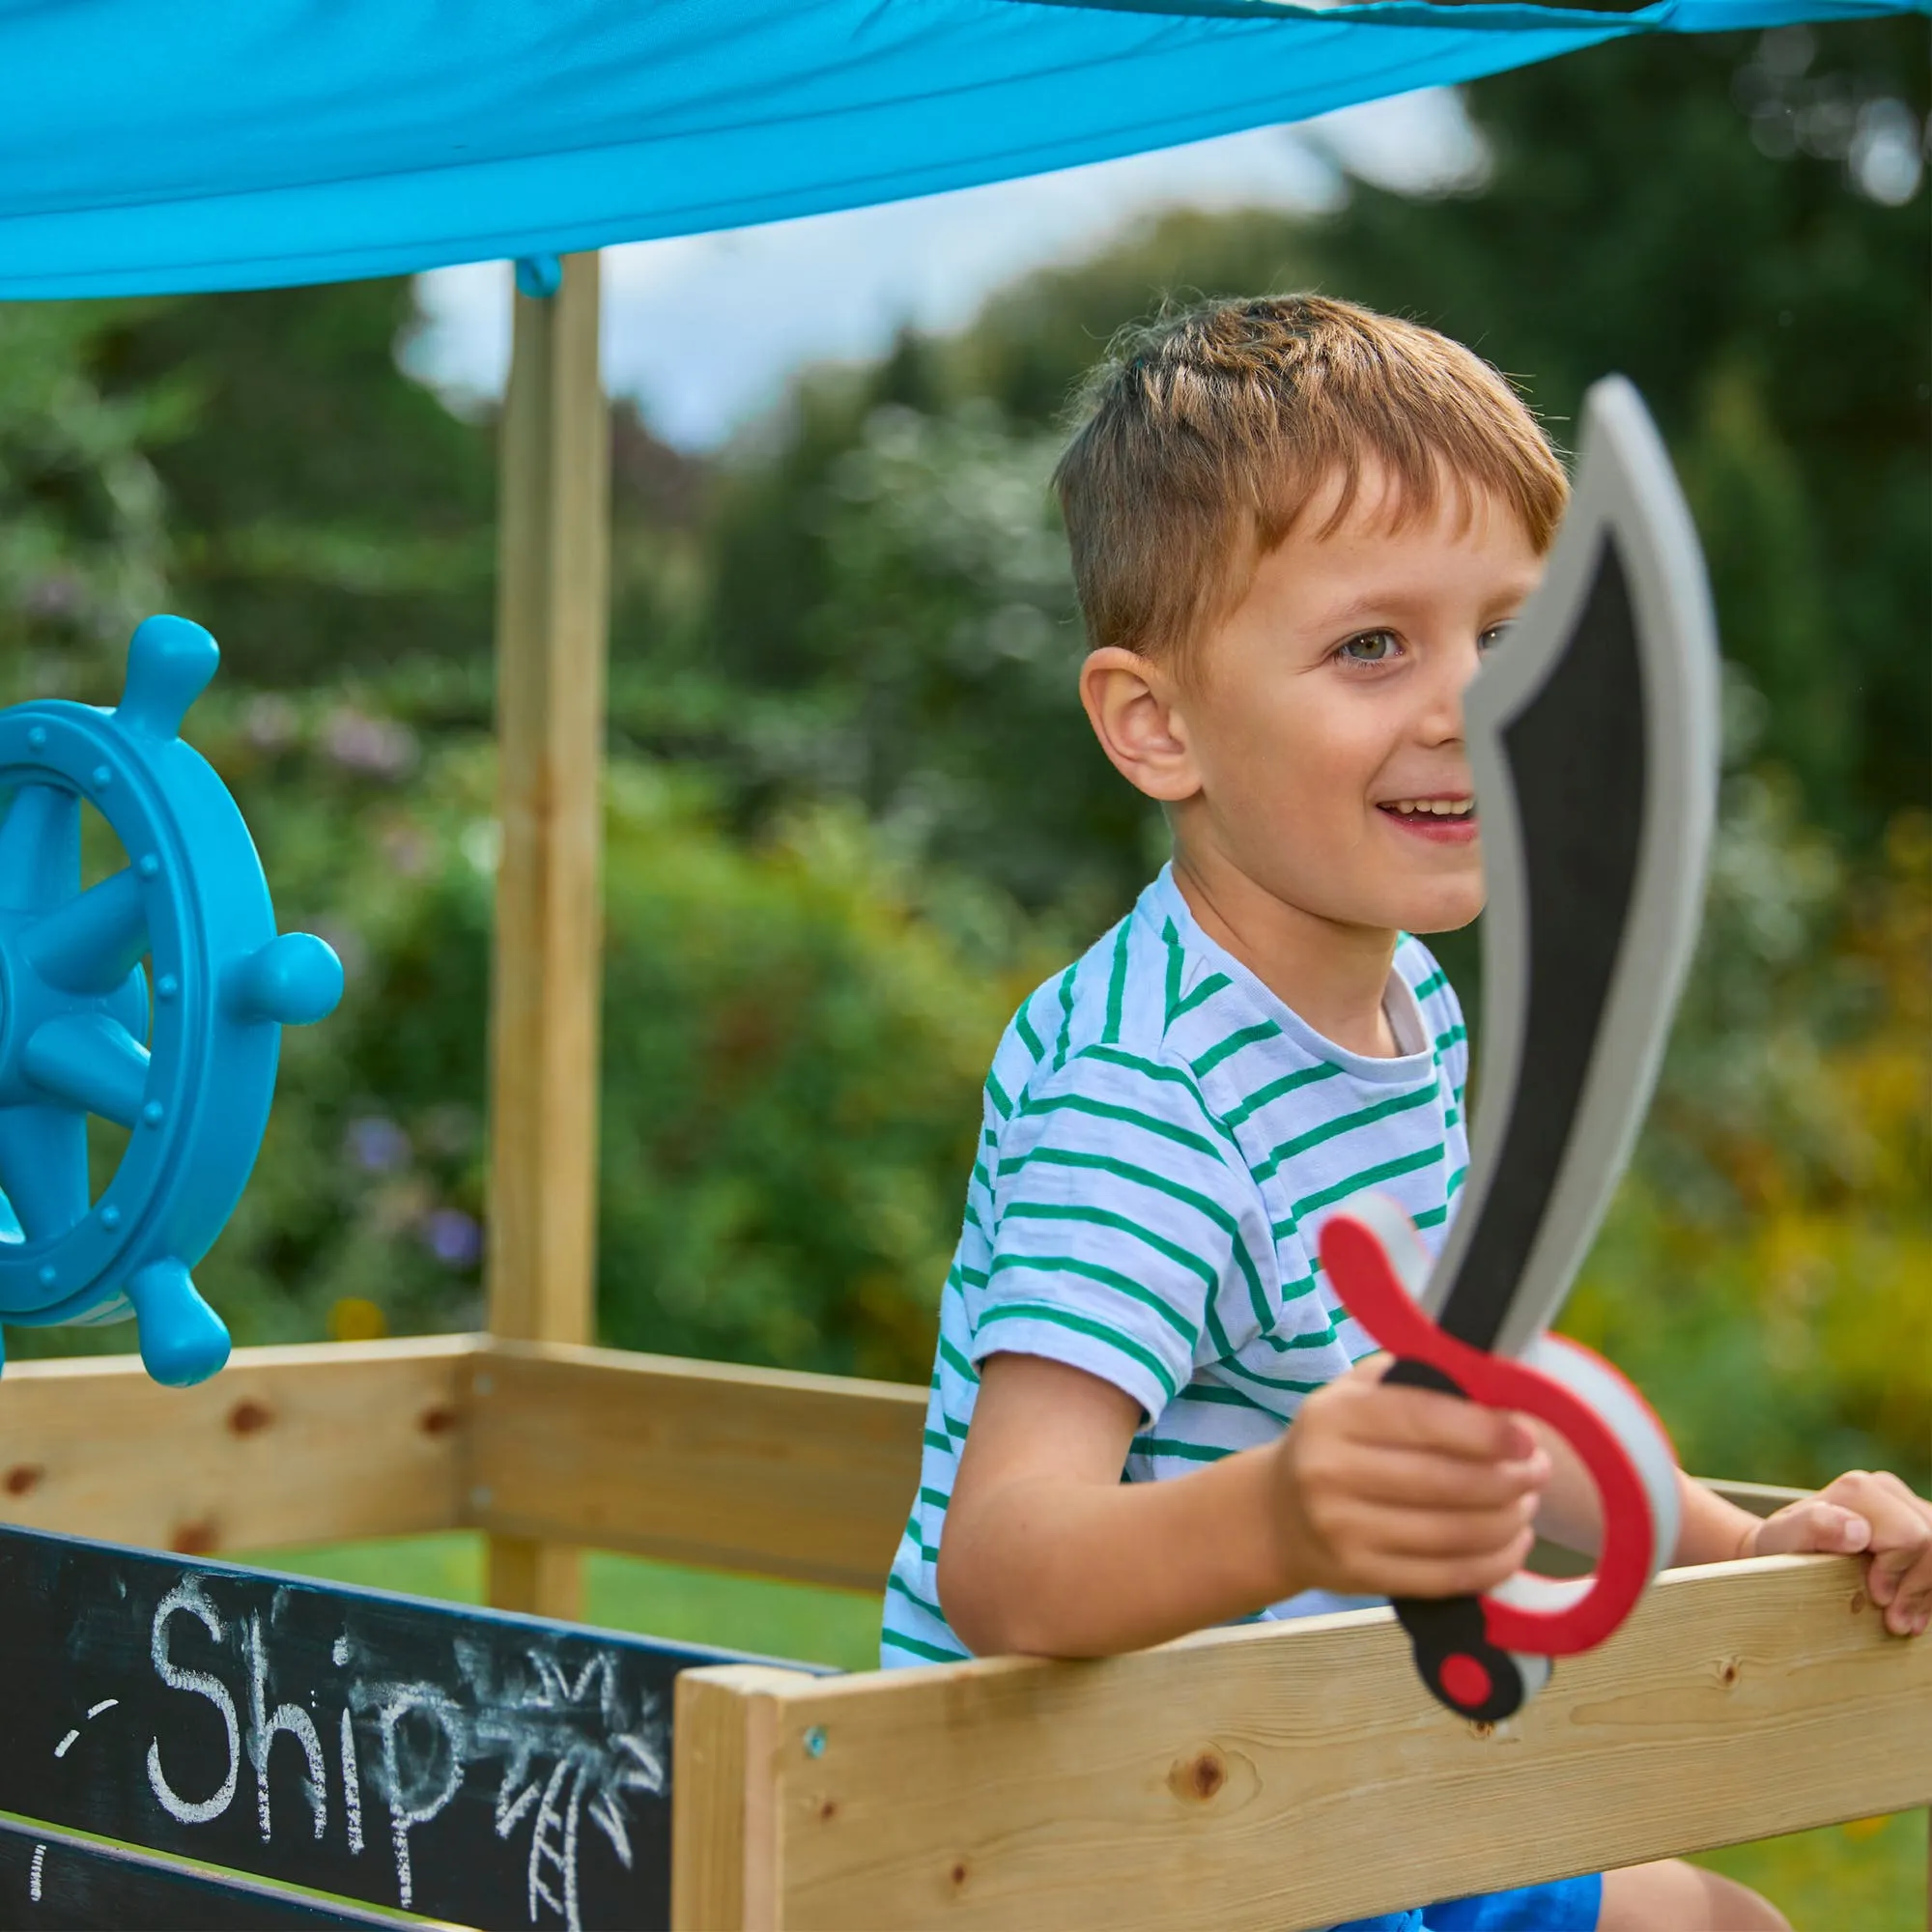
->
xmin=1319 ymin=378 xmax=1721 ymax=1721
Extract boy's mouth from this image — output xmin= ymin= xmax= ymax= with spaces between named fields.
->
xmin=1378 ymin=796 xmax=1478 ymax=844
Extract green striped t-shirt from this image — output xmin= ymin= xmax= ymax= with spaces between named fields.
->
xmin=880 ymin=865 xmax=1471 ymax=1666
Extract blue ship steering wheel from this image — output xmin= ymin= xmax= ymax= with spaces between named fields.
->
xmin=0 ymin=616 xmax=341 ymax=1385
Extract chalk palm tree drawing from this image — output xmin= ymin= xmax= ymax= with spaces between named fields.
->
xmin=465 ymin=1645 xmax=667 ymax=1932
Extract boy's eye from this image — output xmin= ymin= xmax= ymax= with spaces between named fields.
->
xmin=1479 ymin=623 xmax=1511 ymax=653
xmin=1337 ymin=630 xmax=1402 ymax=665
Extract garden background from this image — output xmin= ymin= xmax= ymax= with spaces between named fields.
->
xmin=2 ymin=17 xmax=1925 ymax=1922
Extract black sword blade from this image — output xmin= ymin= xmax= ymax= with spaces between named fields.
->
xmin=1422 ymin=378 xmax=1720 ymax=1358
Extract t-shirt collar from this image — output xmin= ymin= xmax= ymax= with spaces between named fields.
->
xmin=1144 ymin=863 xmax=1434 ymax=1086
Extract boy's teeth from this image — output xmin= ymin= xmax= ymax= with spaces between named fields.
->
xmin=1389 ymin=798 xmax=1473 ymax=816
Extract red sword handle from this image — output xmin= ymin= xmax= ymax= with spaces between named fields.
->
xmin=1318 ymin=1199 xmax=1680 ymax=1720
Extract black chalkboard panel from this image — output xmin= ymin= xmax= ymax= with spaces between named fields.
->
xmin=0 ymin=1816 xmax=410 ymax=1929
xmin=0 ymin=1525 xmax=825 ymax=1932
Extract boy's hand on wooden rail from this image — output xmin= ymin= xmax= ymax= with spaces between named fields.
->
xmin=1744 ymin=1469 xmax=1932 ymax=1638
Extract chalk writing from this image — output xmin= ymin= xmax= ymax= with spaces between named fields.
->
xmin=0 ymin=1524 xmax=800 ymax=1930
xmin=147 ymin=1577 xmax=242 ymax=1827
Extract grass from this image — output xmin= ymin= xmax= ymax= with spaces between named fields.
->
xmin=260 ymin=1534 xmax=1925 ymax=1926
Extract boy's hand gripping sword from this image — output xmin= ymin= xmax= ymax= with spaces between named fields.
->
xmin=1319 ymin=379 xmax=1721 ymax=1721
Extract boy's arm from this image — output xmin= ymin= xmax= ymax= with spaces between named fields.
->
xmin=937 ymin=1350 xmax=1549 ymax=1659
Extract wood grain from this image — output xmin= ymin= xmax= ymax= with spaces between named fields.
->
xmin=678 ymin=1554 xmax=1931 ymax=1931
xmin=672 ymin=1665 xmax=813 ymax=1932
xmin=469 ymin=1341 xmax=926 ymax=1590
xmin=486 ymin=248 xmax=610 ymax=1621
xmin=0 ymin=1337 xmax=474 ymax=1553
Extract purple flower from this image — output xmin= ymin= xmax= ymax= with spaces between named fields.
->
xmin=324 ymin=709 xmax=417 ymax=781
xmin=422 ymin=1209 xmax=483 ymax=1270
xmin=346 ymin=1116 xmax=411 ymax=1174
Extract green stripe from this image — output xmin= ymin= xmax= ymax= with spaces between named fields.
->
xmin=1412 ymin=1202 xmax=1448 ymax=1230
xmin=1190 ymin=1020 xmax=1281 ymax=1079
xmin=1169 ymin=971 xmax=1232 ymax=1022
xmin=1434 ymin=1022 xmax=1467 ymax=1054
xmin=1102 ymin=920 xmax=1131 ymax=1044
xmin=1018 ymin=1092 xmax=1224 ymax=1161
xmin=972 ymin=1159 xmax=990 ymax=1192
xmin=1260 ymin=1315 xmax=1340 ymax=1351
xmin=1216 ymin=1353 xmax=1328 ymax=1396
xmin=1161 ymin=919 xmax=1184 ymax=1027
xmin=1073 ymin=1045 xmax=1238 ymax=1149
xmin=1409 ymin=968 xmax=1447 ymax=1002
xmin=1052 ymin=963 xmax=1078 ymax=1068
xmin=1254 ymin=1084 xmax=1437 ymax=1181
xmin=1292 ymin=1142 xmax=1445 ymax=1218
xmin=1224 ymin=1060 xmax=1342 ymax=1130
xmin=989 ymin=1252 xmax=1198 ymax=1343
xmin=1446 ymin=1164 xmax=1469 ymax=1198
xmin=1014 ymin=1003 xmax=1047 ymax=1063
xmin=985 ymin=1071 xmax=1013 ymax=1120
xmin=976 ymin=1301 xmax=1179 ymax=1400
xmin=938 ymin=1335 xmax=980 ymax=1382
xmin=1004 ymin=1202 xmax=1217 ymax=1292
xmin=1133 ymin=1435 xmax=1233 ymax=1463
xmin=1172 ymin=1379 xmax=1274 ymax=1412
xmin=919 ymin=1487 xmax=952 ymax=1511
xmin=881 ymin=1629 xmax=970 ymax=1664
xmin=1002 ymin=1150 xmax=1272 ymax=1321
xmin=888 ymin=1571 xmax=951 ymax=1624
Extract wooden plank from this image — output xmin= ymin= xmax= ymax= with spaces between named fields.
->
xmin=0 ymin=1815 xmax=430 ymax=1928
xmin=0 ymin=1522 xmax=808 ymax=1929
xmin=0 ymin=1339 xmax=473 ymax=1554
xmin=671 ymin=1665 xmax=810 ymax=1932
xmin=469 ymin=1343 xmax=926 ymax=1591
xmin=678 ymin=1554 xmax=1931 ymax=1932
xmin=486 ymin=248 xmax=611 ymax=1622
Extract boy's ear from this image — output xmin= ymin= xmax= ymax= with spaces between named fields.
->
xmin=1079 ymin=648 xmax=1202 ymax=803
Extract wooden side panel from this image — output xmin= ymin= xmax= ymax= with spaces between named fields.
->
xmin=672 ymin=1666 xmax=810 ymax=1932
xmin=689 ymin=1555 xmax=1930 ymax=1932
xmin=470 ymin=1343 xmax=926 ymax=1590
xmin=0 ymin=1338 xmax=473 ymax=1553
xmin=486 ymin=247 xmax=610 ymax=1622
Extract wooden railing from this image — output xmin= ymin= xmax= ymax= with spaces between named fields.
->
xmin=1 ymin=1335 xmax=1922 ymax=1931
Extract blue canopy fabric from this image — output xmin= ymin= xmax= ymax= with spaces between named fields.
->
xmin=3 ymin=0 xmax=1922 ymax=298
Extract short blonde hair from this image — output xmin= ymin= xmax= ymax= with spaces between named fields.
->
xmin=1053 ymin=294 xmax=1569 ymax=667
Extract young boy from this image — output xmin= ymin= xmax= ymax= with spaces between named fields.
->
xmin=881 ymin=296 xmax=1932 ymax=1932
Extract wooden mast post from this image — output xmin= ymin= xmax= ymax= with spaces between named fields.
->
xmin=484 ymin=250 xmax=609 ymax=1619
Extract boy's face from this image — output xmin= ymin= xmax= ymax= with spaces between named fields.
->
xmin=1094 ymin=466 xmax=1545 ymax=938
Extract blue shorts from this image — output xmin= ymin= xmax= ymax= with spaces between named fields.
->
xmin=1331 ymin=1872 xmax=1602 ymax=1932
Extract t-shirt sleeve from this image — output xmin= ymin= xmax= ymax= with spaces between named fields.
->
xmin=965 ymin=1047 xmax=1269 ymax=1424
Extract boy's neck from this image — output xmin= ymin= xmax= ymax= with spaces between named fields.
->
xmin=1170 ymin=845 xmax=1403 ymax=1059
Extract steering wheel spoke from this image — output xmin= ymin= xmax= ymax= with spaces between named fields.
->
xmin=0 ymin=1106 xmax=90 ymax=1243
xmin=0 ymin=782 xmax=79 ymax=914
xmin=21 ymin=866 xmax=151 ymax=998
xmin=21 ymin=1014 xmax=151 ymax=1128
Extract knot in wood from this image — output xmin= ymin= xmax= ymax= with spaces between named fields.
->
xmin=417 ymin=1404 xmax=457 ymax=1436
xmin=1168 ymin=1745 xmax=1228 ymax=1803
xmin=226 ymin=1398 xmax=272 ymax=1435
xmin=949 ymin=1861 xmax=969 ymax=1889
xmin=170 ymin=1519 xmax=217 ymax=1555
xmin=3 ymin=1463 xmax=43 ymax=1496
xmin=1716 ymin=1656 xmax=1742 ymax=1689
